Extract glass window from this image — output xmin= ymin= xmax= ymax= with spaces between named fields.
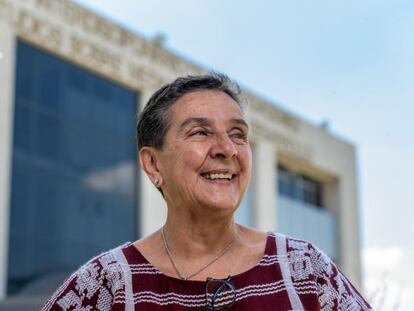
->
xmin=278 ymin=196 xmax=338 ymax=260
xmin=277 ymin=165 xmax=323 ymax=207
xmin=277 ymin=166 xmax=337 ymax=259
xmin=7 ymin=42 xmax=138 ymax=295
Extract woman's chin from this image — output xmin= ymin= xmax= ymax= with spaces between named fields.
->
xmin=197 ymin=196 xmax=240 ymax=214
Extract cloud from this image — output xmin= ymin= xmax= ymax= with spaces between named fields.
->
xmin=82 ymin=161 xmax=136 ymax=197
xmin=363 ymin=246 xmax=414 ymax=311
xmin=363 ymin=246 xmax=404 ymax=273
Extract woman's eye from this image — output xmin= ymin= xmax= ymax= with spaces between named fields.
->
xmin=190 ymin=130 xmax=209 ymax=136
xmin=230 ymin=131 xmax=247 ymax=140
xmin=232 ymin=133 xmax=244 ymax=138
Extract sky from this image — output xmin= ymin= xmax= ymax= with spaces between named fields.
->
xmin=74 ymin=1 xmax=414 ymax=309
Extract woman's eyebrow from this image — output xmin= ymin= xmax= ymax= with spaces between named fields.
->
xmin=178 ymin=117 xmax=212 ymax=132
xmin=230 ymin=118 xmax=249 ymax=129
xmin=178 ymin=117 xmax=249 ymax=132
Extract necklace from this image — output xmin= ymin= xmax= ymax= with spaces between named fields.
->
xmin=161 ymin=227 xmax=236 ymax=280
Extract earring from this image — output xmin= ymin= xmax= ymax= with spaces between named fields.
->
xmin=154 ymin=178 xmax=159 ymax=186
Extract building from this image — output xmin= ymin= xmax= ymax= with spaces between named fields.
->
xmin=0 ymin=0 xmax=363 ymax=308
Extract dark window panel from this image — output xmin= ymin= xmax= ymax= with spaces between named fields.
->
xmin=8 ymin=41 xmax=138 ymax=295
xmin=14 ymin=44 xmax=36 ymax=102
xmin=277 ymin=165 xmax=323 ymax=208
xmin=38 ymin=57 xmax=61 ymax=112
xmin=13 ymin=104 xmax=32 ymax=152
xmin=36 ymin=112 xmax=60 ymax=160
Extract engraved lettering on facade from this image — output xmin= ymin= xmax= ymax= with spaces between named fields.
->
xmin=69 ymin=34 xmax=121 ymax=77
xmin=16 ymin=10 xmax=62 ymax=50
xmin=129 ymin=63 xmax=170 ymax=90
xmin=35 ymin=0 xmax=136 ymax=48
xmin=36 ymin=0 xmax=53 ymax=10
xmin=114 ymin=28 xmax=135 ymax=47
xmin=251 ymin=120 xmax=312 ymax=160
xmin=32 ymin=0 xmax=201 ymax=73
xmin=128 ymin=64 xmax=165 ymax=89
xmin=132 ymin=39 xmax=151 ymax=57
xmin=248 ymin=96 xmax=299 ymax=131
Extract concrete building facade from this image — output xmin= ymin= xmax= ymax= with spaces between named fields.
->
xmin=0 ymin=0 xmax=363 ymax=305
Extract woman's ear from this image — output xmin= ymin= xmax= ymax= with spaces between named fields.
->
xmin=139 ymin=147 xmax=163 ymax=187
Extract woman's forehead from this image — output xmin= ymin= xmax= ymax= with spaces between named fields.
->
xmin=169 ymin=90 xmax=243 ymax=123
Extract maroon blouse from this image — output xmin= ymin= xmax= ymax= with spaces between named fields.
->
xmin=42 ymin=232 xmax=372 ymax=310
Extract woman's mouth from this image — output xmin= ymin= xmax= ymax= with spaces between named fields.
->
xmin=201 ymin=172 xmax=234 ymax=180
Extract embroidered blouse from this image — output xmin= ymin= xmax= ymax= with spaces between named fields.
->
xmin=41 ymin=232 xmax=372 ymax=310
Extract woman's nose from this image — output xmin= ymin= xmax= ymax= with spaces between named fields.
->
xmin=210 ymin=134 xmax=238 ymax=159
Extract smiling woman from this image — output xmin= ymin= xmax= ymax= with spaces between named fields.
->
xmin=42 ymin=73 xmax=372 ymax=310
xmin=143 ymin=89 xmax=251 ymax=216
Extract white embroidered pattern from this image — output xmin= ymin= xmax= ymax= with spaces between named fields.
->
xmin=288 ymin=251 xmax=313 ymax=281
xmin=75 ymin=262 xmax=101 ymax=299
xmin=286 ymin=236 xmax=371 ymax=310
xmin=288 ymin=238 xmax=310 ymax=252
xmin=310 ymin=246 xmax=333 ymax=276
xmin=57 ymin=290 xmax=92 ymax=311
xmin=113 ymin=246 xmax=134 ymax=311
xmin=319 ymin=283 xmax=337 ymax=310
xmin=97 ymin=287 xmax=112 ymax=311
xmin=276 ymin=234 xmax=305 ymax=310
xmin=100 ymin=253 xmax=123 ymax=295
xmin=53 ymin=250 xmax=124 ymax=311
xmin=308 ymin=242 xmax=371 ymax=310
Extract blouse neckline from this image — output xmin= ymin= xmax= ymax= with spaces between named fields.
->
xmin=126 ymin=232 xmax=274 ymax=285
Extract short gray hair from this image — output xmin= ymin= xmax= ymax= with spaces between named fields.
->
xmin=136 ymin=73 xmax=243 ymax=151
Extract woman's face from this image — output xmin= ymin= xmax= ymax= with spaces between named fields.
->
xmin=156 ymin=90 xmax=252 ymax=214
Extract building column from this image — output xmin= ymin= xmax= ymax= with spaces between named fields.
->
xmin=274 ymin=150 xmax=280 ymax=230
xmin=0 ymin=24 xmax=16 ymax=299
xmin=140 ymin=173 xmax=167 ymax=236
xmin=338 ymin=162 xmax=362 ymax=289
xmin=252 ymin=140 xmax=277 ymax=231
xmin=137 ymin=90 xmax=167 ymax=237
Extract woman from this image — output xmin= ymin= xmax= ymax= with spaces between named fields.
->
xmin=42 ymin=73 xmax=372 ymax=310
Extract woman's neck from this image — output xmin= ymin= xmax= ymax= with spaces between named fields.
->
xmin=163 ymin=210 xmax=239 ymax=258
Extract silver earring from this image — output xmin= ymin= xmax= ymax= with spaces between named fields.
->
xmin=154 ymin=178 xmax=159 ymax=185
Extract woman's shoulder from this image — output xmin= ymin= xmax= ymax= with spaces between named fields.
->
xmin=238 ymin=229 xmax=332 ymax=268
xmin=269 ymin=232 xmax=336 ymax=274
xmin=270 ymin=231 xmax=327 ymax=255
xmin=237 ymin=225 xmax=268 ymax=245
xmin=79 ymin=243 xmax=129 ymax=281
xmin=270 ymin=232 xmax=372 ymax=309
xmin=41 ymin=243 xmax=130 ymax=311
xmin=73 ymin=243 xmax=131 ymax=280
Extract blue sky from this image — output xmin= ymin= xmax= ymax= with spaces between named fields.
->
xmin=75 ymin=1 xmax=414 ymax=309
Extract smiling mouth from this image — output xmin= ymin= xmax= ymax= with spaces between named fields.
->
xmin=201 ymin=172 xmax=235 ymax=181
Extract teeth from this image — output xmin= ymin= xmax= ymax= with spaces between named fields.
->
xmin=204 ymin=173 xmax=233 ymax=180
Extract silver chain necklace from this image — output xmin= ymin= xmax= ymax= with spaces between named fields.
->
xmin=161 ymin=226 xmax=236 ymax=280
